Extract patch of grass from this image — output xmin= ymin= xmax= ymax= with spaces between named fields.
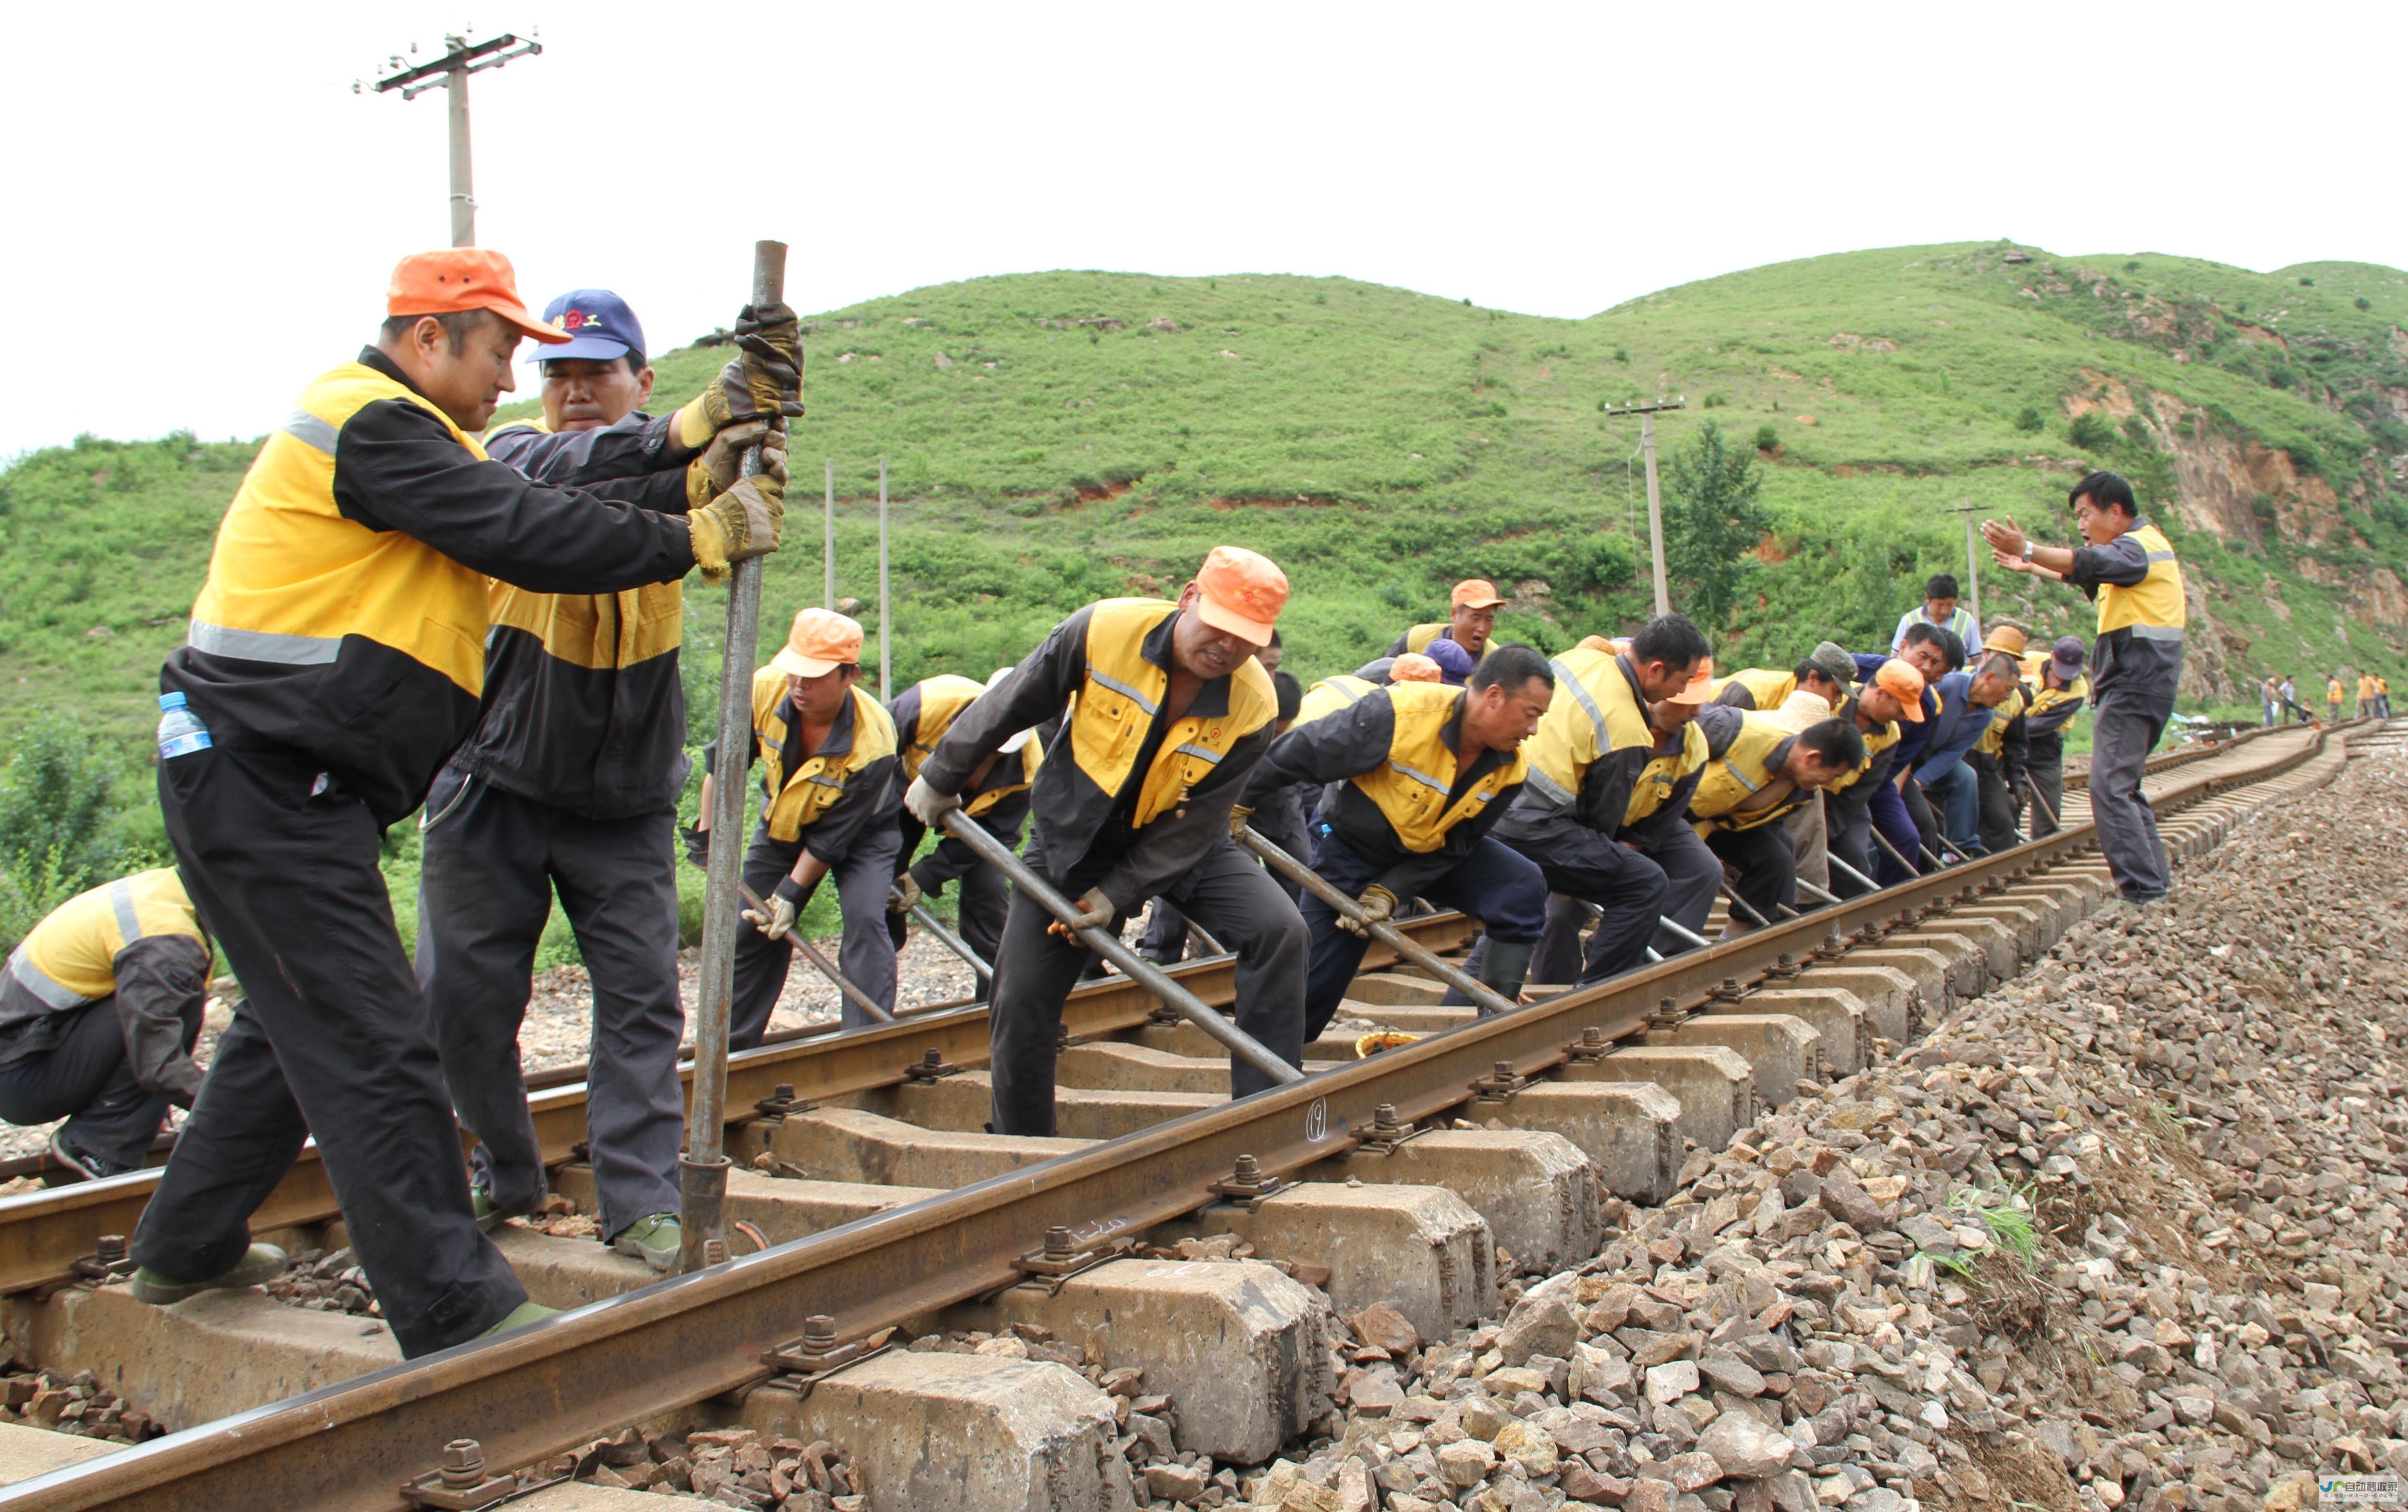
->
xmin=1951 ymin=1184 xmax=2041 ymax=1268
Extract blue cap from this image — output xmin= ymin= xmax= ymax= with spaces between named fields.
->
xmin=1426 ymin=637 xmax=1476 ymax=686
xmin=531 ymin=289 xmax=646 ymax=365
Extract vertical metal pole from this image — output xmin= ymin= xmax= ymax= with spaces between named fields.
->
xmin=445 ymin=54 xmax=474 ymax=247
xmin=823 ymin=458 xmax=836 ymax=609
xmin=1642 ymin=410 xmax=1669 ymax=617
xmin=1961 ymin=511 xmax=1983 ymax=636
xmin=680 ymin=239 xmax=786 ymax=1275
xmin=878 ymin=456 xmax=892 ymax=700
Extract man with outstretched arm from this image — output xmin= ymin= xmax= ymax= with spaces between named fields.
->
xmin=1240 ymin=646 xmax=1556 ymax=1039
xmin=1986 ymin=470 xmax=2185 ymax=904
xmin=131 ymin=248 xmax=786 ymax=1356
xmin=906 ymin=549 xmax=1306 ymax=1135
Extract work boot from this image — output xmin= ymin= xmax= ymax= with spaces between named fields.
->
xmin=1474 ymin=940 xmax=1537 ymax=1014
xmin=470 ymin=1184 xmax=527 ymax=1234
xmin=480 ymin=1300 xmax=561 ymax=1337
xmin=129 ymin=1243 xmax=288 ymax=1306
xmin=611 ymin=1214 xmax=683 ymax=1272
xmin=48 ymin=1129 xmax=141 ymax=1182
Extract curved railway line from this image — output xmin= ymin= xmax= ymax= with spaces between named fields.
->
xmin=0 ymin=718 xmax=2379 ymax=1510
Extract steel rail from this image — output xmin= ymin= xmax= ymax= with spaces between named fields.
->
xmin=5 ymin=722 xmax=2345 ymax=1511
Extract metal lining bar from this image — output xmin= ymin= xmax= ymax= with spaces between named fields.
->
xmin=1239 ymin=826 xmax=1518 ymax=1016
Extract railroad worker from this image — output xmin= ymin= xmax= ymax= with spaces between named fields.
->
xmin=1711 ymin=641 xmax=1856 ymax=714
xmin=1985 ymin=469 xmax=2185 ymax=905
xmin=2358 ymin=670 xmax=2379 ymax=720
xmin=2329 ymin=675 xmax=2345 ymax=724
xmin=132 ymin=248 xmax=788 ymax=1352
xmin=1855 ymin=624 xmax=1956 ymax=882
xmin=1386 ymin=578 xmax=1507 ymax=664
xmin=1485 ymin=616 xmax=1714 ymax=984
xmin=1735 ymin=642 xmax=1860 ymax=900
xmin=1910 ymin=649 xmax=2023 ymax=859
xmin=0 ymin=868 xmax=208 ymax=1181
xmin=2278 ymin=676 xmax=2297 ymax=724
xmin=2381 ymin=674 xmax=2391 ymax=718
xmin=2021 ymin=637 xmax=2089 ymax=838
xmin=415 ymin=286 xmax=775 ymax=1271
xmin=1142 ymin=668 xmax=1308 ymax=961
xmin=1891 ymin=573 xmax=1978 ymax=656
xmin=1691 ymin=716 xmax=1868 ymax=929
xmin=886 ymin=668 xmax=1041 ymax=995
xmin=1966 ymin=624 xmax=2031 ymax=855
xmin=697 ymin=609 xmax=901 ymax=1043
xmin=2261 ymin=675 xmax=2280 ymax=730
xmin=907 ymin=549 xmax=1305 ymax=1134
xmin=1823 ymin=660 xmax=1923 ymax=898
xmin=1240 ymin=647 xmax=1557 ymax=1033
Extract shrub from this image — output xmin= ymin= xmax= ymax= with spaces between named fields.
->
xmin=2357 ymin=296 xmax=2374 ymax=311
xmin=2015 ymin=406 xmax=2046 ymax=434
xmin=1611 ymin=347 xmax=1629 ymax=364
xmin=2067 ymin=412 xmax=2117 ymax=451
xmin=2266 ymin=366 xmax=2299 ymax=390
xmin=1663 ymin=421 xmax=1772 ymax=629
xmin=0 ymin=716 xmax=125 ymax=892
xmin=1702 ymin=392 xmax=1729 ymax=409
xmin=2299 ymin=276 xmax=2315 ymax=287
xmin=1753 ymin=423 xmax=1780 ymax=452
xmin=2124 ymin=259 xmax=2143 ymax=273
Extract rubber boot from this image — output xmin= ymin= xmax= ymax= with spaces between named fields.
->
xmin=1473 ymin=939 xmax=1536 ymax=1015
xmin=130 ymin=1243 xmax=288 ymax=1306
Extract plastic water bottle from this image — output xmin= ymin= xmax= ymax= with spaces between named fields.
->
xmin=157 ymin=692 xmax=212 ymax=759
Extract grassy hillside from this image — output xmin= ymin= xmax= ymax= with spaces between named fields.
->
xmin=3 ymin=241 xmax=2403 ymax=945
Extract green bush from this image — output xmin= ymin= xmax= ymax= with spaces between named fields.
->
xmin=2357 ymin=296 xmax=2374 ymax=311
xmin=1753 ymin=424 xmax=1779 ymax=452
xmin=2067 ymin=413 xmax=2117 ymax=451
xmin=2015 ymin=406 xmax=2046 ymax=434
xmin=0 ymin=715 xmax=130 ymax=894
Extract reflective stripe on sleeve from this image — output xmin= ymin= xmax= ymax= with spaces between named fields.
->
xmin=282 ymin=410 xmax=340 ymax=454
xmin=187 ymin=621 xmax=343 ymax=665
xmin=107 ymin=881 xmax=144 ymax=947
xmin=5 ymin=948 xmax=87 ymax=1011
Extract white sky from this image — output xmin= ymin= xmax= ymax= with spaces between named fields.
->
xmin=4 ymin=0 xmax=2398 ymax=458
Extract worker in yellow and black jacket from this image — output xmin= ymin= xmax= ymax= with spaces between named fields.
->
xmin=1986 ymin=469 xmax=2183 ymax=904
xmin=886 ymin=668 xmax=1045 ymax=991
xmin=414 ymin=288 xmax=772 ymax=1272
xmin=1966 ymin=624 xmax=2032 ymax=857
xmin=697 ymin=609 xmax=902 ymax=1043
xmin=1688 ymin=714 xmax=1868 ymax=931
xmin=1384 ymin=578 xmax=1507 ymax=664
xmin=2021 ymin=637 xmax=2089 ymax=838
xmin=134 ymin=249 xmax=788 ymax=1358
xmin=1241 ymin=645 xmax=1558 ymax=1036
xmin=1489 ymin=614 xmax=1716 ymax=984
xmin=907 ymin=550 xmax=1305 ymax=1134
xmin=0 ymin=869 xmax=209 ymax=1181
xmin=1821 ymin=659 xmax=1921 ymax=898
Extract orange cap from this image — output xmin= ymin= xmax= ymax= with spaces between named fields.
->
xmin=1873 ymin=658 xmax=1927 ymax=720
xmin=1981 ymin=623 xmax=2029 ymax=656
xmin=1663 ymin=656 xmax=1718 ymax=705
xmin=386 ymin=248 xmax=570 ymax=345
xmin=1390 ymin=653 xmax=1442 ymax=683
xmin=769 ymin=607 xmax=864 ymax=678
xmin=1191 ymin=546 xmax=1288 ymax=644
xmin=1452 ymin=578 xmax=1508 ymax=610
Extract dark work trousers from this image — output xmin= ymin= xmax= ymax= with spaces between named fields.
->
xmin=1824 ymin=784 xmax=1879 ymax=899
xmin=1303 ymin=831 xmax=1546 ymax=1041
xmin=1707 ymin=822 xmax=1796 ymax=928
xmin=1142 ymin=802 xmax=1309 ymax=963
xmin=1641 ymin=824 xmax=1726 ymax=954
xmin=135 ymin=743 xmax=525 ymax=1358
xmin=0 ymin=997 xmax=201 ymax=1167
xmin=1902 ymin=774 xmax=1944 ymax=868
xmin=2089 ymin=693 xmax=2171 ymax=902
xmin=732 ymin=821 xmax=903 ymax=1046
xmin=1920 ymin=763 xmax=1981 ymax=856
xmin=1138 ymin=900 xmax=1198 ymax=964
xmin=889 ymin=810 xmax=1018 ymax=993
xmin=1868 ymin=776 xmax=1926 ymax=886
xmin=2026 ymin=751 xmax=2065 ymax=838
xmin=987 ymin=836 xmax=1306 ymax=1135
xmin=415 ymin=774 xmax=684 ymax=1243
xmin=1969 ymin=751 xmax=2020 ymax=855
xmin=1495 ymin=818 xmax=1665 ymax=985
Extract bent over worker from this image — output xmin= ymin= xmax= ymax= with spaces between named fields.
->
xmin=1690 ymin=716 xmax=1868 ymax=929
xmin=2021 ymin=637 xmax=2088 ymax=838
xmin=907 ymin=549 xmax=1307 ymax=1135
xmin=133 ymin=248 xmax=786 ymax=1354
xmin=0 ymin=869 xmax=208 ymax=1180
xmin=1490 ymin=614 xmax=1713 ymax=984
xmin=1822 ymin=659 xmax=1921 ymax=897
xmin=700 ymin=609 xmax=901 ymax=1042
xmin=1242 ymin=646 xmax=1556 ymax=1036
xmin=887 ymin=668 xmax=1041 ymax=991
xmin=1986 ymin=470 xmax=2184 ymax=904
xmin=417 ymin=286 xmax=763 ymax=1271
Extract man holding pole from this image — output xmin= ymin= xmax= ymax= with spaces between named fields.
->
xmin=905 ymin=550 xmax=1306 ymax=1135
xmin=2020 ymin=637 xmax=2088 ymax=837
xmin=1689 ymin=716 xmax=1868 ymax=929
xmin=1822 ymin=659 xmax=1921 ymax=897
xmin=130 ymin=249 xmax=786 ymax=1356
xmin=1985 ymin=470 xmax=2185 ymax=904
xmin=885 ymin=668 xmax=1041 ymax=993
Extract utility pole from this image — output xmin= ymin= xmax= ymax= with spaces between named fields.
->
xmin=366 ymin=31 xmax=543 ymax=247
xmin=1600 ymin=397 xmax=1687 ymax=617
xmin=878 ymin=457 xmax=892 ymax=700
xmin=823 ymin=458 xmax=836 ymax=608
xmin=1944 ymin=501 xmax=1984 ymax=633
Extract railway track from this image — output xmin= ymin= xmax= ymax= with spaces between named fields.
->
xmin=0 ymin=719 xmax=2372 ymax=1510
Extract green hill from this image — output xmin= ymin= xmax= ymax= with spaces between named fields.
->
xmin=3 ymin=240 xmax=2403 ymax=944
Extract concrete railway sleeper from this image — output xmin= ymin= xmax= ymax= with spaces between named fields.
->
xmin=0 ymin=721 xmax=2369 ymax=1510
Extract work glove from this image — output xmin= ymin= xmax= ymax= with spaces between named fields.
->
xmin=680 ymin=821 xmax=711 ymax=870
xmin=1336 ymin=885 xmax=1398 ymax=937
xmin=905 ymin=776 xmax=962 ymax=827
xmin=689 ymin=475 xmax=785 ymax=581
xmin=743 ymin=877 xmax=807 ymax=941
xmin=734 ymin=301 xmax=805 ymax=418
xmin=685 ymin=419 xmax=786 ymax=510
xmin=889 ymin=874 xmax=922 ymax=916
xmin=1227 ymin=804 xmax=1254 ymax=842
xmin=1045 ymin=887 xmax=1115 ymax=941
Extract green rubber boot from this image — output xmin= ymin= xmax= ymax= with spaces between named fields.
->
xmin=611 ymin=1214 xmax=682 ymax=1273
xmin=129 ymin=1243 xmax=288 ymax=1306
xmin=480 ymin=1300 xmax=561 ymax=1337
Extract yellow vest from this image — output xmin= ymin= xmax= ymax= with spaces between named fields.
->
xmin=482 ymin=420 xmax=684 ymax=676
xmin=2031 ymin=676 xmax=2088 ymax=717
xmin=1625 ymin=720 xmax=1710 ymax=825
xmin=1974 ymin=686 xmax=2027 ymax=757
xmin=1401 ymin=625 xmax=1491 ymax=662
xmin=1347 ymin=683 xmax=1527 ymax=852
xmin=189 ymin=363 xmax=493 ymax=694
xmin=1522 ymin=646 xmax=1656 ymax=810
xmin=7 ymin=870 xmax=202 ymax=1010
xmin=751 ymin=674 xmax=900 ymax=842
xmin=1069 ymin=600 xmax=1277 ymax=829
xmin=1295 ymin=674 xmax=1380 ymax=731
xmin=1715 ymin=668 xmax=1797 ymax=710
xmin=1691 ymin=716 xmax=1808 ymax=833
xmin=896 ymin=674 xmax=1041 ymax=818
xmin=2096 ymin=523 xmax=2185 ymax=640
xmin=1826 ymin=712 xmax=1901 ymax=795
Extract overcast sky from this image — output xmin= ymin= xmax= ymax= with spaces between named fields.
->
xmin=5 ymin=1 xmax=2398 ymax=458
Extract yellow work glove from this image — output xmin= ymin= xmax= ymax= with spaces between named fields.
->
xmin=688 ymin=475 xmax=785 ymax=582
xmin=1046 ymin=887 xmax=1114 ymax=940
xmin=1336 ymin=885 xmax=1398 ymax=937
xmin=685 ymin=419 xmax=786 ymax=511
xmin=1227 ymin=804 xmax=1254 ymax=842
xmin=889 ymin=875 xmax=922 ymax=916
xmin=670 ymin=300 xmax=804 ymax=448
